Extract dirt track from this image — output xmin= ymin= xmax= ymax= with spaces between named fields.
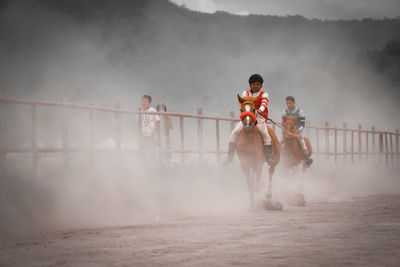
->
xmin=1 ymin=194 xmax=400 ymax=266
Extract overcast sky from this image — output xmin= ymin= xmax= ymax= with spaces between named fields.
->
xmin=169 ymin=0 xmax=400 ymax=20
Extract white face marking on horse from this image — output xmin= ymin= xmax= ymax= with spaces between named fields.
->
xmin=245 ymin=116 xmax=251 ymax=127
xmin=245 ymin=105 xmax=251 ymax=112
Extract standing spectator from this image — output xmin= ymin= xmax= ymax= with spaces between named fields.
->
xmin=156 ymin=103 xmax=173 ymax=134
xmin=138 ymin=95 xmax=160 ymax=151
xmin=156 ymin=103 xmax=173 ymax=162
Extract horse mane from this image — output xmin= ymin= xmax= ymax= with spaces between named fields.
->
xmin=239 ymin=96 xmax=257 ymax=104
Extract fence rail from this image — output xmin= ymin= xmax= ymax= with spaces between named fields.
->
xmin=0 ymin=97 xmax=399 ymax=177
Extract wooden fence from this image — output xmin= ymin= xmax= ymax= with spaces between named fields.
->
xmin=0 ymin=97 xmax=399 ymax=177
xmin=305 ymin=121 xmax=399 ymax=166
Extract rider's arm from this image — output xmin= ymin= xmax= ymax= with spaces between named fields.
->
xmin=297 ymin=109 xmax=306 ymax=133
xmin=258 ymin=91 xmax=269 ymax=113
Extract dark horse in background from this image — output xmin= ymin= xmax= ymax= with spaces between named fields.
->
xmin=281 ymin=116 xmax=313 ymax=172
xmin=236 ymin=95 xmax=281 ymax=209
xmin=280 ymin=115 xmax=313 ymax=206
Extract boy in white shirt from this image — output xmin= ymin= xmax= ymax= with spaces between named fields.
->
xmin=138 ymin=95 xmax=160 ymax=150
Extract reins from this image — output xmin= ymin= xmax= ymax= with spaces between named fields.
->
xmin=239 ymin=99 xmax=296 ymax=136
xmin=257 ymin=112 xmax=295 ymax=136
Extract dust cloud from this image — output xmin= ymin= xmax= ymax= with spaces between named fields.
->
xmin=1 ymin=145 xmax=399 ymax=238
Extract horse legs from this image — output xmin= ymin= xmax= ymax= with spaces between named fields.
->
xmin=254 ymin=164 xmax=263 ymax=193
xmin=241 ymin=165 xmax=254 ymax=208
xmin=265 ymin=165 xmax=275 ymax=199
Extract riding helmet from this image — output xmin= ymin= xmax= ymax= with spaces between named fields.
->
xmin=248 ymin=74 xmax=264 ymax=85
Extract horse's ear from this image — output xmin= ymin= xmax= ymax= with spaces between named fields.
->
xmin=237 ymin=94 xmax=245 ymax=104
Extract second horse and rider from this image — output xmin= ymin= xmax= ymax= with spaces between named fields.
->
xmin=223 ymin=73 xmax=313 ymax=167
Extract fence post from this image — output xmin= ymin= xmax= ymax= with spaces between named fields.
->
xmin=89 ymin=104 xmax=94 ymax=167
xmin=385 ymin=132 xmax=389 ymax=166
xmin=365 ymin=127 xmax=369 ymax=161
xmin=379 ymin=131 xmax=383 ymax=163
xmin=334 ymin=126 xmax=337 ymax=163
xmin=316 ymin=127 xmax=320 ymax=155
xmin=358 ymin=124 xmax=362 ymax=159
xmin=0 ymin=89 xmax=5 ymax=173
xmin=216 ymin=118 xmax=220 ymax=163
xmin=62 ymin=96 xmax=69 ymax=170
xmin=390 ymin=132 xmax=393 ymax=165
xmin=115 ymin=101 xmax=121 ymax=151
xmin=372 ymin=126 xmax=376 ymax=160
xmin=229 ymin=111 xmax=235 ymax=133
xmin=325 ymin=121 xmax=329 ymax=159
xmin=197 ymin=107 xmax=203 ymax=165
xmin=343 ymin=123 xmax=347 ymax=160
xmin=180 ymin=116 xmax=185 ymax=162
xmin=351 ymin=129 xmax=354 ymax=163
xmin=31 ymin=104 xmax=37 ymax=178
xmin=396 ymin=129 xmax=399 ymax=163
xmin=137 ymin=107 xmax=142 ymax=150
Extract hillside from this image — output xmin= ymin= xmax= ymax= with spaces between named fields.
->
xmin=0 ymin=0 xmax=399 ymax=126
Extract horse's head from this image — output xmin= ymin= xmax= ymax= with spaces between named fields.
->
xmin=238 ymin=94 xmax=257 ymax=133
xmin=282 ymin=116 xmax=297 ymax=137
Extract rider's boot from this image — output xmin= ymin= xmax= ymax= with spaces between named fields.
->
xmin=304 ymin=152 xmax=313 ymax=166
xmin=223 ymin=142 xmax=236 ymax=165
xmin=264 ymin=145 xmax=275 ymax=166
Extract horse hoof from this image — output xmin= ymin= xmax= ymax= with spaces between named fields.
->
xmin=265 ymin=192 xmax=272 ymax=199
xmin=288 ymin=192 xmax=306 ymax=206
xmin=296 ymin=193 xmax=306 ymax=206
xmin=263 ymin=199 xmax=283 ymax=210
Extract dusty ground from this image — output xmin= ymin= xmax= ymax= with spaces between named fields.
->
xmin=1 ymin=194 xmax=400 ymax=267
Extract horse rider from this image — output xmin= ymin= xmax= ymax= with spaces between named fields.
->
xmin=282 ymin=96 xmax=313 ymax=166
xmin=224 ymin=74 xmax=275 ymax=166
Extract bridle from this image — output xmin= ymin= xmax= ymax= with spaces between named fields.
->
xmin=240 ymin=101 xmax=257 ymax=129
xmin=281 ymin=117 xmax=296 ymax=137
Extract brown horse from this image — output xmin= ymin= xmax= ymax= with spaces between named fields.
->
xmin=281 ymin=116 xmax=312 ymax=171
xmin=236 ymin=95 xmax=280 ymax=208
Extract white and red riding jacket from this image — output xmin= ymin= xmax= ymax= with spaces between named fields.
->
xmin=242 ymin=89 xmax=269 ymax=118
